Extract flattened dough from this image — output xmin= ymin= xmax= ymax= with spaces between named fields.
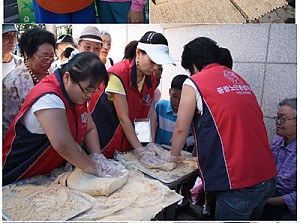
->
xmin=142 ymin=161 xmax=177 ymax=171
xmin=67 ymin=168 xmax=129 ymax=196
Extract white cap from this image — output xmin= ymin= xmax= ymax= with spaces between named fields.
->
xmin=79 ymin=26 xmax=102 ymax=43
xmin=137 ymin=42 xmax=175 ymax=65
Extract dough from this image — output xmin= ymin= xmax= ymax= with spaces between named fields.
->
xmin=138 ymin=144 xmax=177 ymax=171
xmin=67 ymin=168 xmax=129 ymax=196
xmin=142 ymin=161 xmax=177 ymax=171
xmin=2 ymin=184 xmax=92 ymax=221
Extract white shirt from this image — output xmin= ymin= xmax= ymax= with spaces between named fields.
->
xmin=23 ymin=94 xmax=65 ymax=134
xmin=2 ymin=54 xmax=23 ymax=79
xmin=183 ymin=78 xmax=203 ymax=115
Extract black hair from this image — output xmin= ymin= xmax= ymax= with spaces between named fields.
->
xmin=61 ymin=47 xmax=75 ymax=59
xmin=171 ymin=74 xmax=188 ymax=90
xmin=19 ymin=28 xmax=56 ymax=58
xmin=123 ymin=40 xmax=139 ymax=61
xmin=60 ymin=52 xmax=108 ymax=87
xmin=219 ymin=47 xmax=233 ymax=69
xmin=123 ymin=31 xmax=169 ymax=61
xmin=181 ymin=37 xmax=220 ymax=74
xmin=139 ymin=31 xmax=168 ymax=45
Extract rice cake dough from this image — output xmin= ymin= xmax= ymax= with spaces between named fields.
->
xmin=67 ymin=168 xmax=129 ymax=196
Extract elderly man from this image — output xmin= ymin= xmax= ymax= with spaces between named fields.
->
xmin=77 ymin=26 xmax=103 ymax=56
xmin=262 ymin=98 xmax=297 ymax=220
xmin=2 ymin=24 xmax=23 ymax=78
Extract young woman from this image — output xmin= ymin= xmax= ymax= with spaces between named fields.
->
xmin=3 ymin=52 xmax=115 ymax=186
xmin=89 ymin=31 xmax=175 ymax=159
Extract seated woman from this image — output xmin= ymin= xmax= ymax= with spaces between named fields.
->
xmin=261 ymin=98 xmax=297 ymax=220
xmin=3 ymin=52 xmax=113 ymax=186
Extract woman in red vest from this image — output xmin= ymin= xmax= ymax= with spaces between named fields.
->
xmin=89 ymin=31 xmax=175 ymax=159
xmin=2 ymin=52 xmax=123 ymax=186
xmin=169 ymin=37 xmax=277 ymax=220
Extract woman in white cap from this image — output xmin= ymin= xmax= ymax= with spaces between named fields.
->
xmin=89 ymin=31 xmax=175 ymax=159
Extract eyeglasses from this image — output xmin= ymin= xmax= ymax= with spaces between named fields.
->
xmin=77 ymin=82 xmax=100 ymax=95
xmin=273 ymin=116 xmax=296 ymax=124
xmin=80 ymin=45 xmax=101 ymax=52
xmin=35 ymin=53 xmax=55 ymax=63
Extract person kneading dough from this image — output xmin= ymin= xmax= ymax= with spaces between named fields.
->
xmin=67 ymin=154 xmax=129 ymax=196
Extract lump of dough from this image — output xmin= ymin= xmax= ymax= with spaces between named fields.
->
xmin=67 ymin=168 xmax=129 ymax=196
xmin=142 ymin=161 xmax=177 ymax=171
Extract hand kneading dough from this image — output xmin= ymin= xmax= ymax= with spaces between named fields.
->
xmin=67 ymin=168 xmax=129 ymax=196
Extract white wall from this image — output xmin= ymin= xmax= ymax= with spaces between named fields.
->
xmin=72 ymin=24 xmax=297 ymax=141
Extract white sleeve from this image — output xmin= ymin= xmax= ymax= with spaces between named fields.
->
xmin=23 ymin=94 xmax=65 ymax=134
xmin=183 ymin=78 xmax=203 ymax=115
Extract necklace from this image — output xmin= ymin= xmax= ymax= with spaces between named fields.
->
xmin=24 ymin=61 xmax=48 ymax=85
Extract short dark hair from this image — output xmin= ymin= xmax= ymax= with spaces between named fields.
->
xmin=19 ymin=28 xmax=56 ymax=58
xmin=171 ymin=74 xmax=188 ymax=90
xmin=219 ymin=47 xmax=233 ymax=69
xmin=278 ymin=98 xmax=297 ymax=118
xmin=61 ymin=47 xmax=75 ymax=59
xmin=123 ymin=40 xmax=139 ymax=61
xmin=181 ymin=37 xmax=220 ymax=74
xmin=60 ymin=52 xmax=108 ymax=87
xmin=123 ymin=31 xmax=169 ymax=61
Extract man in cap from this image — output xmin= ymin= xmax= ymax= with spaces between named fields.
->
xmin=78 ymin=26 xmax=103 ymax=57
xmin=2 ymin=24 xmax=23 ymax=79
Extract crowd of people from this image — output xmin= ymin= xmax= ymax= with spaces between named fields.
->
xmin=2 ymin=24 xmax=297 ymax=221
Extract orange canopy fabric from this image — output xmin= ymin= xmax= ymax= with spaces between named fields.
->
xmin=35 ymin=0 xmax=94 ymax=14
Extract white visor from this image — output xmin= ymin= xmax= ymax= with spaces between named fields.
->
xmin=137 ymin=42 xmax=175 ymax=65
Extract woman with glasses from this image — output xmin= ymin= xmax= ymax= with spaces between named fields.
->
xmin=261 ymin=98 xmax=297 ymax=220
xmin=89 ymin=31 xmax=175 ymax=159
xmin=3 ymin=28 xmax=56 ymax=139
xmin=3 ymin=52 xmax=113 ymax=186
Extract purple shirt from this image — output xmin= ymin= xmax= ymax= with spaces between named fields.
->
xmin=270 ymin=135 xmax=297 ymax=215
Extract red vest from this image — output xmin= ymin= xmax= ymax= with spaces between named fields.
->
xmin=3 ymin=71 xmax=88 ymax=185
xmin=89 ymin=59 xmax=156 ymax=158
xmin=190 ymin=63 xmax=277 ymax=191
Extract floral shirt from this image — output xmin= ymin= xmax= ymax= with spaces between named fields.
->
xmin=2 ymin=63 xmax=35 ymax=139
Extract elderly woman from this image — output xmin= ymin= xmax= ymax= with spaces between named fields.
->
xmin=99 ymin=30 xmax=114 ymax=70
xmin=89 ymin=31 xmax=175 ymax=159
xmin=2 ymin=28 xmax=56 ymax=139
xmin=3 ymin=52 xmax=114 ymax=186
xmin=262 ymin=98 xmax=297 ymax=220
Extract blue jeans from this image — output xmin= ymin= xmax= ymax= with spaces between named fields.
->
xmin=215 ymin=177 xmax=276 ymax=220
xmin=32 ymin=0 xmax=97 ymax=23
